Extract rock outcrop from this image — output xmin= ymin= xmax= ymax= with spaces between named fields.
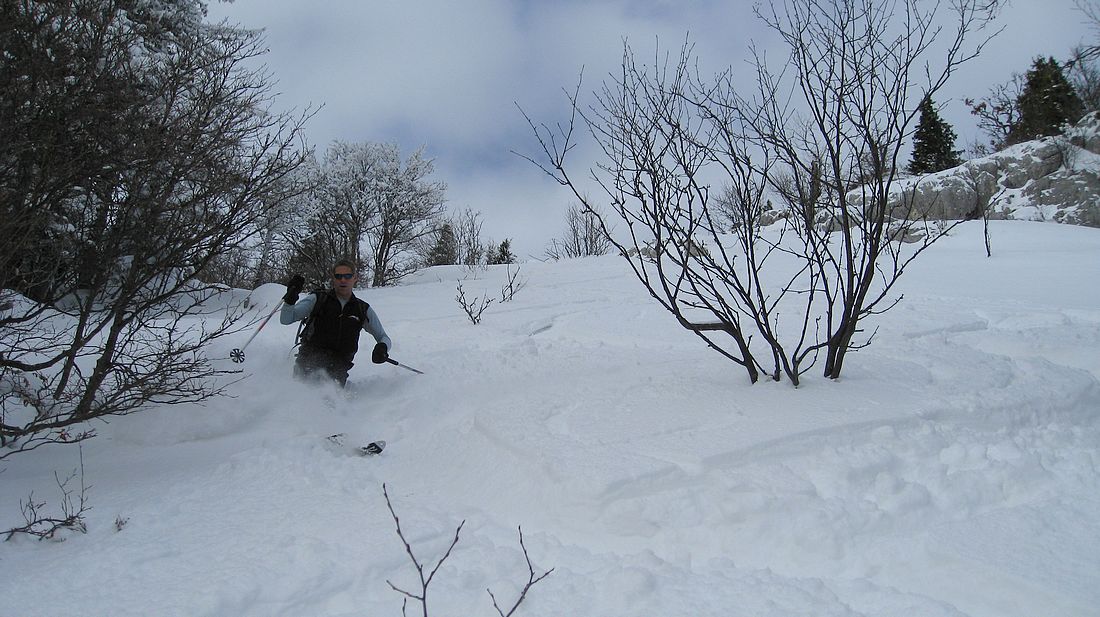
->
xmin=891 ymin=112 xmax=1100 ymax=228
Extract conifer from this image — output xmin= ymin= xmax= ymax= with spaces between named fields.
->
xmin=1006 ymin=57 xmax=1085 ymax=145
xmin=909 ymin=98 xmax=963 ymax=175
xmin=490 ymin=239 xmax=516 ymax=265
xmin=428 ymin=223 xmax=458 ymax=266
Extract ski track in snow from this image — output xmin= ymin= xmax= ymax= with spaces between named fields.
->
xmin=2 ymin=222 xmax=1100 ymax=617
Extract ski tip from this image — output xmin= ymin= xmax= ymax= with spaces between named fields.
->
xmin=359 ymin=440 xmax=386 ymax=456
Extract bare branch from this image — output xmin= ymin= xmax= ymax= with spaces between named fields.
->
xmin=518 ymin=0 xmax=1001 ymax=385
xmin=1 ymin=1 xmax=307 ymax=453
xmin=383 ymin=483 xmax=465 ymax=617
xmin=456 ymin=284 xmax=493 ymax=325
xmin=5 ymin=447 xmax=91 ymax=541
xmin=500 ymin=266 xmax=528 ymax=303
xmin=487 ymin=526 xmax=555 ymax=617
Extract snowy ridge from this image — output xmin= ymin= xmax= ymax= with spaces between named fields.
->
xmin=1 ymin=221 xmax=1099 ymax=617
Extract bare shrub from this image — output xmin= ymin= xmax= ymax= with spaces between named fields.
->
xmin=961 ymin=165 xmax=1007 ymax=257
xmin=456 ymin=284 xmax=493 ymax=325
xmin=454 ymin=208 xmax=488 ymax=267
xmin=384 ymin=484 xmax=465 ymax=617
xmin=544 ymin=202 xmax=614 ymax=261
xmin=522 ymin=0 xmax=1002 ymax=384
xmin=500 ymin=267 xmax=528 ymax=303
xmin=382 ymin=484 xmax=552 ymax=617
xmin=487 ymin=527 xmax=555 ymax=617
xmin=5 ymin=448 xmax=90 ymax=542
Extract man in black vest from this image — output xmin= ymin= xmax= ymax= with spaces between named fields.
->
xmin=279 ymin=259 xmax=392 ymax=387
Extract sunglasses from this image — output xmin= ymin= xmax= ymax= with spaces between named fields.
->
xmin=333 ymin=272 xmax=355 ymax=280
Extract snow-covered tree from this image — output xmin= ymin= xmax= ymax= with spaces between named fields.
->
xmin=363 ymin=144 xmax=447 ymax=286
xmin=1 ymin=0 xmax=310 ymax=455
xmin=280 ymin=142 xmax=446 ymax=286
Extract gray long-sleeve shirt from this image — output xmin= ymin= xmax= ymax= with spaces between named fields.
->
xmin=280 ymin=292 xmax=392 ymax=352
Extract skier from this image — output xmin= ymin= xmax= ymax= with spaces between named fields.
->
xmin=280 ymin=259 xmax=392 ymax=387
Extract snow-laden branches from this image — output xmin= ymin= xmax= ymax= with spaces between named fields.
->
xmin=1 ymin=0 xmax=310 ymax=452
xmin=278 ymin=142 xmax=447 ymax=288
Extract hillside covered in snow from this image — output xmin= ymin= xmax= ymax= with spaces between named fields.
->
xmin=2 ymin=221 xmax=1098 ymax=617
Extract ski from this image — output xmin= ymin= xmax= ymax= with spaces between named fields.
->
xmin=358 ymin=441 xmax=386 ymax=456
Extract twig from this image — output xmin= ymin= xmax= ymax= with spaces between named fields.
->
xmin=383 ymin=483 xmax=465 ymax=617
xmin=487 ymin=526 xmax=555 ymax=617
xmin=5 ymin=446 xmax=91 ymax=541
xmin=499 ymin=266 xmax=528 ymax=303
xmin=456 ymin=283 xmax=492 ymax=324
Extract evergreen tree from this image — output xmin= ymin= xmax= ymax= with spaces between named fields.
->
xmin=909 ymin=98 xmax=962 ymax=174
xmin=489 ymin=239 xmax=516 ymax=265
xmin=427 ymin=223 xmax=458 ymax=266
xmin=1006 ymin=57 xmax=1085 ymax=145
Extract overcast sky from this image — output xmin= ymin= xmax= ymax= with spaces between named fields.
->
xmin=207 ymin=0 xmax=1094 ymax=258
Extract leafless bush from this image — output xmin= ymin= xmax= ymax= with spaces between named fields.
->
xmin=456 ymin=284 xmax=493 ymax=324
xmin=500 ymin=267 xmax=528 ymax=303
xmin=5 ymin=448 xmax=90 ymax=541
xmin=462 ymin=263 xmax=490 ymax=280
xmin=961 ymin=166 xmax=1007 ymax=257
xmin=522 ymin=0 xmax=1002 ymax=384
xmin=966 ymin=74 xmax=1025 ymax=151
xmin=1051 ymin=133 xmax=1083 ymax=172
xmin=197 ymin=245 xmax=256 ymax=290
xmin=544 ymin=202 xmax=614 ymax=261
xmin=454 ymin=208 xmax=488 ymax=267
xmin=487 ymin=526 xmax=555 ymax=617
xmin=384 ymin=484 xmax=465 ymax=617
xmin=382 ymin=484 xmax=552 ymax=617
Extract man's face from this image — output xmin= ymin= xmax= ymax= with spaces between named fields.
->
xmin=332 ymin=266 xmax=357 ymax=297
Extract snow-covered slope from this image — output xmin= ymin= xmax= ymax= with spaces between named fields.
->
xmin=2 ymin=221 xmax=1099 ymax=617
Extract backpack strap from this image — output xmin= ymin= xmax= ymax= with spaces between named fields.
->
xmin=294 ymin=288 xmax=327 ymax=349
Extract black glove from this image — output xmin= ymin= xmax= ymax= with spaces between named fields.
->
xmin=372 ymin=342 xmax=389 ymax=364
xmin=283 ymin=274 xmax=304 ymax=304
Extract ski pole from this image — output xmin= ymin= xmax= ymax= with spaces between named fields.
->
xmin=386 ymin=358 xmax=424 ymax=375
xmin=230 ymin=301 xmax=282 ymax=363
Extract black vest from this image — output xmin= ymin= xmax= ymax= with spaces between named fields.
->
xmin=300 ymin=291 xmax=370 ymax=360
